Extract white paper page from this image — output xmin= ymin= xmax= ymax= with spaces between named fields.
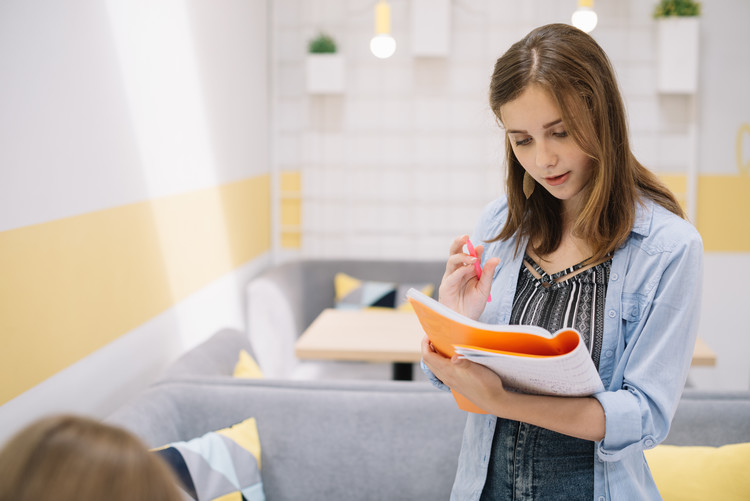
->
xmin=454 ymin=343 xmax=604 ymax=397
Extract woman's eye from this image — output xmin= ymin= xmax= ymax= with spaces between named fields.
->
xmin=553 ymin=131 xmax=568 ymax=138
xmin=515 ymin=138 xmax=532 ymax=146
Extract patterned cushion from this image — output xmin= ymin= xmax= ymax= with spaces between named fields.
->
xmin=334 ymin=272 xmax=434 ymax=310
xmin=334 ymin=272 xmax=397 ymax=309
xmin=153 ymin=417 xmax=264 ymax=501
xmin=395 ymin=282 xmax=435 ymax=311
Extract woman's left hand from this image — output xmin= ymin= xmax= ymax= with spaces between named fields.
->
xmin=421 ymin=336 xmax=506 ymax=413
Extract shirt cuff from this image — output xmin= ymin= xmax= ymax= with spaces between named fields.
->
xmin=594 ymin=389 xmax=654 ymax=462
xmin=420 ymin=360 xmax=450 ymax=392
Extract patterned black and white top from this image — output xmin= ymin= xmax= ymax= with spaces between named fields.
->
xmin=509 ymin=254 xmax=612 ymax=368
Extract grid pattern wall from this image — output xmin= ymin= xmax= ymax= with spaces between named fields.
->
xmin=272 ymin=0 xmax=693 ymax=260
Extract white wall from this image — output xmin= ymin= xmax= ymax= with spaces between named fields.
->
xmin=0 ymin=0 xmax=271 ymax=445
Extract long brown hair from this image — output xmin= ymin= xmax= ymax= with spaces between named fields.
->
xmin=0 ymin=414 xmax=184 ymax=501
xmin=490 ymin=24 xmax=683 ymax=261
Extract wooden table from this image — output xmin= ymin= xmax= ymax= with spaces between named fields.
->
xmin=295 ymin=309 xmax=424 ymax=379
xmin=691 ymin=337 xmax=717 ymax=366
xmin=295 ymin=309 xmax=717 ymax=379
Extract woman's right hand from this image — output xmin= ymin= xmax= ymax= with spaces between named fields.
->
xmin=438 ymin=235 xmax=500 ymax=320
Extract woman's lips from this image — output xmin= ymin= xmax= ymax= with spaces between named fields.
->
xmin=544 ymin=172 xmax=570 ymax=186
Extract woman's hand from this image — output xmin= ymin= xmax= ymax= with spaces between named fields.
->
xmin=438 ymin=235 xmax=500 ymax=320
xmin=421 ymin=336 xmax=507 ymax=413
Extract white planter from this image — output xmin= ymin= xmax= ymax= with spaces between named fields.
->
xmin=306 ymin=54 xmax=345 ymax=95
xmin=656 ymin=17 xmax=699 ymax=94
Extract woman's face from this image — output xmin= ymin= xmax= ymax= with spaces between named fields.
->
xmin=500 ymin=85 xmax=595 ymax=216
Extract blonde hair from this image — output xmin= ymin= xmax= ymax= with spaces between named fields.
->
xmin=0 ymin=414 xmax=183 ymax=501
xmin=489 ymin=24 xmax=683 ymax=261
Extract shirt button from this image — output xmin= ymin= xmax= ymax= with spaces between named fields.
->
xmin=599 ymin=497 xmax=606 ymax=501
xmin=608 ymin=310 xmax=616 ymax=318
xmin=645 ymin=439 xmax=655 ymax=448
xmin=605 ymin=350 xmax=613 ymax=358
xmin=611 ymin=273 xmax=619 ymax=281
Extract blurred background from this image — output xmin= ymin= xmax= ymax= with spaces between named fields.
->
xmin=1 ymin=0 xmax=748 ymax=443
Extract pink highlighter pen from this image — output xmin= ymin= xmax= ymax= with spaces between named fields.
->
xmin=465 ymin=239 xmax=492 ymax=302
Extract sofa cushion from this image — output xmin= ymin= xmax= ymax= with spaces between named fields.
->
xmin=645 ymin=442 xmax=750 ymax=501
xmin=153 ymin=417 xmax=264 ymax=501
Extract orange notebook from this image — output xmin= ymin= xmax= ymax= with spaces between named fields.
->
xmin=407 ymin=288 xmax=604 ymax=414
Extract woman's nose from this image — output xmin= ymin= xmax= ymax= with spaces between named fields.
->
xmin=535 ymin=140 xmax=557 ymax=169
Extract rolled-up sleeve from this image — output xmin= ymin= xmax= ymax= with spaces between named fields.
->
xmin=421 ymin=360 xmax=451 ymax=392
xmin=595 ymin=223 xmax=703 ymax=463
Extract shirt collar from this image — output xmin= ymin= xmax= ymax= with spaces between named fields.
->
xmin=631 ymin=198 xmax=654 ymax=237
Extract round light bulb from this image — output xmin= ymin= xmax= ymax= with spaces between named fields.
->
xmin=571 ymin=8 xmax=598 ymax=33
xmin=370 ymin=34 xmax=396 ymax=59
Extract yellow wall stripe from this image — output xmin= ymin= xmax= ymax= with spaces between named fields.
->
xmin=658 ymin=174 xmax=688 ymax=209
xmin=280 ymin=232 xmax=302 ymax=248
xmin=696 ymin=175 xmax=750 ymax=252
xmin=0 ymin=175 xmax=270 ymax=405
xmin=281 ymin=198 xmax=301 ymax=226
xmin=660 ymin=174 xmax=750 ymax=252
xmin=280 ymin=170 xmax=302 ymax=192
xmin=280 ymin=170 xmax=301 ymax=249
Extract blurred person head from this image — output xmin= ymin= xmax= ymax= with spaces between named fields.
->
xmin=489 ymin=23 xmax=683 ymax=260
xmin=0 ymin=414 xmax=183 ymax=501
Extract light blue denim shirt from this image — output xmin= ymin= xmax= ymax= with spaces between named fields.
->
xmin=423 ymin=195 xmax=703 ymax=501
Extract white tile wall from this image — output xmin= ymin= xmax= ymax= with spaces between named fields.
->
xmin=273 ymin=0 xmax=697 ymax=260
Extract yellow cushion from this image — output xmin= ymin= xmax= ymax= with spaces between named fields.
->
xmin=645 ymin=443 xmax=750 ymax=501
xmin=233 ymin=349 xmax=263 ymax=379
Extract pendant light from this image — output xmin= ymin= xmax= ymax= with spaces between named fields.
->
xmin=370 ymin=0 xmax=396 ymax=59
xmin=571 ymin=0 xmax=598 ymax=33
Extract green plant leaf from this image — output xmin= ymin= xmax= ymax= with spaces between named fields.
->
xmin=308 ymin=33 xmax=337 ymax=54
xmin=653 ymin=0 xmax=701 ymax=18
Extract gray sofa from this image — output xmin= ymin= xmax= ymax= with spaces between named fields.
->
xmin=109 ymin=330 xmax=467 ymax=500
xmin=108 ymin=328 xmax=750 ymax=501
xmin=245 ymin=259 xmax=445 ymax=380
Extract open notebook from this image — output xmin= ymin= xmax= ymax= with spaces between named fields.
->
xmin=407 ymin=288 xmax=604 ymax=414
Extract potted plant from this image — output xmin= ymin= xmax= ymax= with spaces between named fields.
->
xmin=653 ymin=0 xmax=700 ymax=17
xmin=654 ymin=0 xmax=701 ymax=93
xmin=306 ymin=32 xmax=345 ymax=94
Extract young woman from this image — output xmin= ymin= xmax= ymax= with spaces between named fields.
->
xmin=421 ymin=24 xmax=703 ymax=500
xmin=0 ymin=414 xmax=184 ymax=501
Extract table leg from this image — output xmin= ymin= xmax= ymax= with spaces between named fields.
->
xmin=392 ymin=362 xmax=413 ymax=381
